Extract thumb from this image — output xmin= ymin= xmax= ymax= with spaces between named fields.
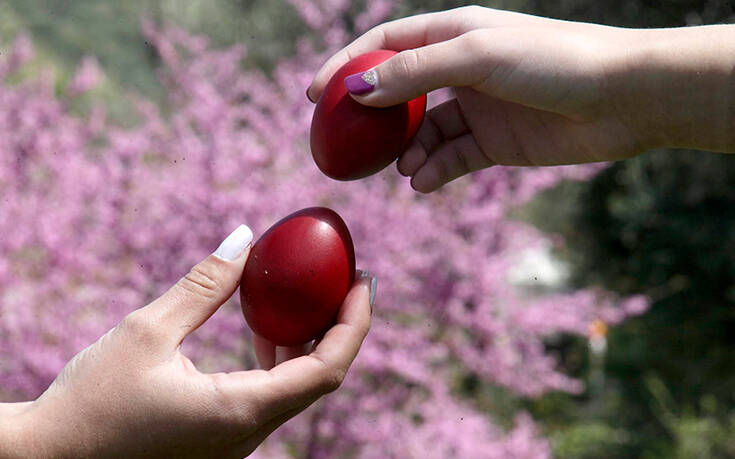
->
xmin=144 ymin=224 xmax=253 ymax=346
xmin=344 ymin=33 xmax=485 ymax=108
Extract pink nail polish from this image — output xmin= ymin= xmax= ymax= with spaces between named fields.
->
xmin=344 ymin=69 xmax=377 ymax=95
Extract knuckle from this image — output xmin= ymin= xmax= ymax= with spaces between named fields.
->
xmin=467 ymin=4 xmax=486 ymax=15
xmin=320 ymin=367 xmax=347 ymax=394
xmin=391 ymin=48 xmax=422 ymax=82
xmin=461 ymin=29 xmax=489 ymax=55
xmin=459 ymin=4 xmax=482 ymax=12
xmin=119 ymin=310 xmax=145 ymax=332
xmin=118 ymin=310 xmax=159 ymax=343
xmin=361 ymin=319 xmax=372 ymax=339
xmin=364 ymin=26 xmax=386 ymax=45
xmin=179 ymin=264 xmax=222 ymax=300
xmin=452 ymin=144 xmax=472 ymax=175
xmin=433 ymin=157 xmax=452 ymax=185
xmin=455 ymin=5 xmax=487 ymax=25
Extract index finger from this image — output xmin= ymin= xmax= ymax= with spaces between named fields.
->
xmin=307 ymin=9 xmax=470 ymax=102
xmin=306 ymin=6 xmax=550 ymax=101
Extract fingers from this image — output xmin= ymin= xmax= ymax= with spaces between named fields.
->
xmin=397 ymin=97 xmax=490 ymax=193
xmin=275 ymin=344 xmax=311 ymax=366
xmin=410 ymin=134 xmax=492 ymax=194
xmin=265 ymin=275 xmax=372 ymax=401
xmin=251 ymin=269 xmax=372 ymax=370
xmin=308 ymin=8 xmax=476 ymax=102
xmin=344 ymin=33 xmax=489 ymax=107
xmin=252 ymin=333 xmax=311 ymax=371
xmin=397 ymin=97 xmax=470 ymax=176
xmin=140 ymin=225 xmax=253 ymax=346
xmin=252 ymin=334 xmax=275 ymax=370
xmin=220 ymin=275 xmax=372 ymax=427
xmin=306 ymin=6 xmax=556 ymax=103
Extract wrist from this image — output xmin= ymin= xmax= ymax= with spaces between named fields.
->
xmin=610 ymin=25 xmax=735 ymax=152
xmin=0 ymin=402 xmax=41 ymax=458
xmin=0 ymin=399 xmax=80 ymax=458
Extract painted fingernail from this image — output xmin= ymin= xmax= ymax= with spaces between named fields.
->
xmin=306 ymin=85 xmax=315 ymax=103
xmin=345 ymin=69 xmax=377 ymax=95
xmin=369 ymin=276 xmax=377 ymax=310
xmin=213 ymin=224 xmax=253 ymax=261
xmin=358 ymin=271 xmax=376 ymax=312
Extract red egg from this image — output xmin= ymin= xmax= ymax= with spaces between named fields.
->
xmin=240 ymin=207 xmax=356 ymax=346
xmin=310 ymin=49 xmax=427 ymax=181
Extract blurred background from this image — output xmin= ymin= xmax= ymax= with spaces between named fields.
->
xmin=1 ymin=1 xmax=734 ymax=458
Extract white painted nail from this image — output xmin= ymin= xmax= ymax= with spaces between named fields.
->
xmin=213 ymin=224 xmax=253 ymax=261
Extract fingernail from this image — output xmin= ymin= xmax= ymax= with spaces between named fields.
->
xmin=306 ymin=85 xmax=315 ymax=103
xmin=213 ymin=224 xmax=253 ymax=261
xmin=345 ymin=69 xmax=377 ymax=95
xmin=359 ymin=271 xmax=376 ymax=311
xmin=369 ymin=276 xmax=377 ymax=309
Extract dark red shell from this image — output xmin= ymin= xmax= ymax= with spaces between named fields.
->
xmin=240 ymin=207 xmax=355 ymax=346
xmin=310 ymin=49 xmax=427 ymax=181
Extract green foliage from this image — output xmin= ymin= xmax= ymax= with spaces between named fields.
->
xmin=552 ymin=422 xmax=631 ymax=459
xmin=514 ymin=0 xmax=735 ymax=455
xmin=1 ymin=0 xmax=308 ymax=121
xmin=528 ymin=149 xmax=735 ymax=456
xmin=672 ymin=413 xmax=735 ymax=459
xmin=151 ymin=0 xmax=307 ymax=72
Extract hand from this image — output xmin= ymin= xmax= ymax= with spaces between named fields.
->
xmin=308 ymin=6 xmax=735 ymax=192
xmin=0 ymin=225 xmax=373 ymax=458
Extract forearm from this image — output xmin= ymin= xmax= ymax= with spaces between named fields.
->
xmin=611 ymin=24 xmax=735 ymax=152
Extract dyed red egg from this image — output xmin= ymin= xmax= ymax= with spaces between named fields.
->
xmin=310 ymin=49 xmax=427 ymax=181
xmin=240 ymin=207 xmax=356 ymax=346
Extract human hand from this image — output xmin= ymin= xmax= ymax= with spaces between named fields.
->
xmin=0 ymin=225 xmax=373 ymax=458
xmin=308 ymin=6 xmax=735 ymax=192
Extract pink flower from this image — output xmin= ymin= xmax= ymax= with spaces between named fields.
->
xmin=68 ymin=56 xmax=103 ymax=96
xmin=0 ymin=4 xmax=649 ymax=456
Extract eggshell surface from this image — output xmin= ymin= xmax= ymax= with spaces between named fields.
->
xmin=240 ymin=207 xmax=356 ymax=346
xmin=310 ymin=49 xmax=427 ymax=180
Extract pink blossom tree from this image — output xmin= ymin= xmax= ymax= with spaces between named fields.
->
xmin=0 ymin=1 xmax=647 ymax=457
